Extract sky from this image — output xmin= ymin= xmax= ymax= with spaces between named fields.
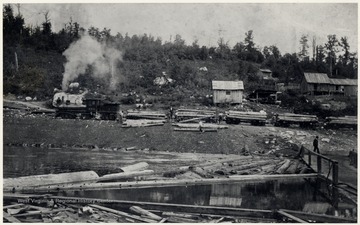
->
xmin=10 ymin=3 xmax=359 ymax=55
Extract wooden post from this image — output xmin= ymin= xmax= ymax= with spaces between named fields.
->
xmin=332 ymin=161 xmax=338 ymax=185
xmin=317 ymin=156 xmax=322 ymax=174
xmin=308 ymin=151 xmax=311 ymax=166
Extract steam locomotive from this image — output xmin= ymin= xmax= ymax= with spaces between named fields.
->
xmin=53 ymin=91 xmax=121 ymax=120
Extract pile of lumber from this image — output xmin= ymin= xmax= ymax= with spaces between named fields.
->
xmin=4 ymin=194 xmax=355 ymax=223
xmin=325 ymin=116 xmax=357 ymax=126
xmin=122 ymin=119 xmax=165 ymax=128
xmin=174 ymin=108 xmax=216 ymax=123
xmin=126 ymin=110 xmax=166 ymax=120
xmin=226 ymin=110 xmax=267 ymax=123
xmin=276 ymin=113 xmax=318 ymax=122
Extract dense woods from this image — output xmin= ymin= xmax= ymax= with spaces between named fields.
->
xmin=3 ymin=4 xmax=358 ymax=100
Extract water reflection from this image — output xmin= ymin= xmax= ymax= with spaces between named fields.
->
xmin=56 ymin=178 xmax=357 ymax=219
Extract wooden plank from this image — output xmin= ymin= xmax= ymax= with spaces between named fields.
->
xmin=129 ymin=206 xmax=163 ymax=221
xmin=88 ymin=204 xmax=157 ymax=223
xmin=280 ymin=209 xmax=357 ymax=223
xmin=277 ymin=210 xmax=308 ymax=223
xmin=3 ymin=212 xmax=22 ymax=223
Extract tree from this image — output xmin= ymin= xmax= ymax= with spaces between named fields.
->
xmin=244 ymin=30 xmax=255 ymax=52
xmin=325 ymin=34 xmax=339 ymax=76
xmin=340 ymin=36 xmax=350 ymax=66
xmin=298 ymin=34 xmax=309 ymax=61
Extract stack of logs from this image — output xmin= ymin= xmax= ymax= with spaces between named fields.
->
xmin=174 ymin=108 xmax=217 ymax=123
xmin=325 ymin=116 xmax=357 ymax=129
xmin=123 ymin=110 xmax=167 ymax=127
xmin=225 ymin=110 xmax=267 ymax=125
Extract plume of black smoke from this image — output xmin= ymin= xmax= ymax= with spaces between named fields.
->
xmin=62 ymin=34 xmax=122 ymax=91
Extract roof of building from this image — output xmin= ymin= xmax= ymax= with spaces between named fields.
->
xmin=304 ymin=73 xmax=330 ymax=84
xmin=259 ymin=69 xmax=272 ymax=73
xmin=212 ymin=80 xmax=244 ymax=90
xmin=329 ymin=78 xmax=358 ymax=86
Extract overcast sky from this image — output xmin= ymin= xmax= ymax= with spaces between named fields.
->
xmin=12 ymin=3 xmax=358 ymax=54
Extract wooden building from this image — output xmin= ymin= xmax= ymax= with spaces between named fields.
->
xmin=301 ymin=73 xmax=331 ymax=95
xmin=301 ymin=73 xmax=357 ymax=96
xmin=212 ymin=80 xmax=244 ymax=104
xmin=329 ymin=79 xmax=358 ymax=96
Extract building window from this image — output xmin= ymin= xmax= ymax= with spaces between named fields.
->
xmin=226 ymin=91 xmax=231 ymax=95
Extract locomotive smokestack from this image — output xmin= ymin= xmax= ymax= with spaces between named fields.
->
xmin=61 ymin=34 xmax=123 ymax=92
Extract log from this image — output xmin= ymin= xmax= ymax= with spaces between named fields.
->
xmin=3 ymin=203 xmax=25 ymax=209
xmin=197 ymin=156 xmax=253 ymax=168
xmin=173 ymin=123 xmax=228 ymax=129
xmin=88 ymin=204 xmax=158 ymax=223
xmin=162 ymin=211 xmax=198 ymax=219
xmin=163 ymin=166 xmax=190 ymax=177
xmin=3 ymin=212 xmax=21 ymax=223
xmin=98 ymin=170 xmax=154 ymax=181
xmin=119 ymin=162 xmax=149 ymax=172
xmin=13 ymin=208 xmax=67 ymax=217
xmin=173 ymin=127 xmax=218 ymax=132
xmin=275 ymin=159 xmax=292 ymax=174
xmin=277 ymin=210 xmax=308 ymax=223
xmin=233 ymin=160 xmax=277 ymax=172
xmin=4 ymin=171 xmax=99 ymax=189
xmin=178 ymin=115 xmax=214 ymax=123
xmin=7 ymin=206 xmax=29 ymax=215
xmin=6 ymin=174 xmax=318 ymax=193
xmin=129 ymin=206 xmax=163 ymax=221
xmin=284 ymin=160 xmax=300 ymax=174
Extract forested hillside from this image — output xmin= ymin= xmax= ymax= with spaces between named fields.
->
xmin=3 ymin=4 xmax=358 ymax=100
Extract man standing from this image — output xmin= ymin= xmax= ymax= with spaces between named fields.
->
xmin=313 ymin=136 xmax=320 ymax=153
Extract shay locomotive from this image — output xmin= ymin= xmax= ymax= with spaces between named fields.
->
xmin=53 ymin=91 xmax=120 ymax=120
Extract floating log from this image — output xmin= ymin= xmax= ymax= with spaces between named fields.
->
xmin=98 ymin=170 xmax=154 ymax=181
xmin=129 ymin=206 xmax=163 ymax=221
xmin=233 ymin=160 xmax=278 ymax=172
xmin=6 ymin=174 xmax=319 ymax=193
xmin=284 ymin=160 xmax=300 ymax=174
xmin=275 ymin=159 xmax=292 ymax=174
xmin=119 ymin=162 xmax=149 ymax=172
xmin=88 ymin=204 xmax=158 ymax=223
xmin=4 ymin=171 xmax=99 ymax=190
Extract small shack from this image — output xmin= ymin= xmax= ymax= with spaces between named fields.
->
xmin=329 ymin=79 xmax=358 ymax=96
xmin=212 ymin=80 xmax=244 ymax=104
xmin=301 ymin=73 xmax=331 ymax=95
